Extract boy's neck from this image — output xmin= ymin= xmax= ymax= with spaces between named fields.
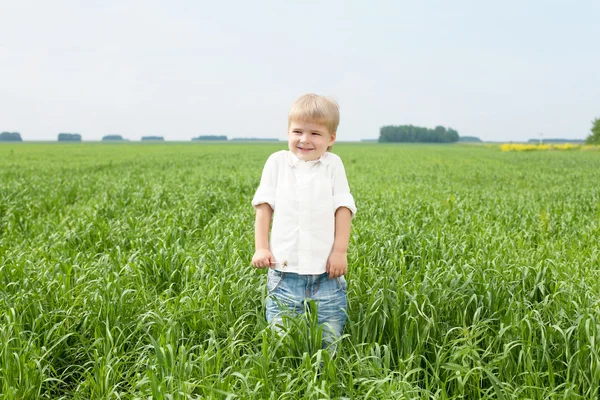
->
xmin=289 ymin=150 xmax=327 ymax=165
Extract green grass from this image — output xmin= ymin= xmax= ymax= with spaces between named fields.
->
xmin=1 ymin=142 xmax=599 ymax=399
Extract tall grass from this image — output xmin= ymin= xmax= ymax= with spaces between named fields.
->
xmin=1 ymin=143 xmax=599 ymax=398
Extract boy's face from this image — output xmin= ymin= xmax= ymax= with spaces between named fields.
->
xmin=287 ymin=120 xmax=336 ymax=162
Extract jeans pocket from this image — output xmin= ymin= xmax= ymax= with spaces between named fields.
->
xmin=267 ymin=269 xmax=284 ymax=294
xmin=335 ymin=276 xmax=347 ymax=294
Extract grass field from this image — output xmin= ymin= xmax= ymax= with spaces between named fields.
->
xmin=1 ymin=143 xmax=600 ymax=399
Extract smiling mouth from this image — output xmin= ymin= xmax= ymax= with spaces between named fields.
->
xmin=298 ymin=147 xmax=314 ymax=151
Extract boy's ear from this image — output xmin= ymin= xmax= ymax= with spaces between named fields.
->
xmin=329 ymin=133 xmax=336 ymax=146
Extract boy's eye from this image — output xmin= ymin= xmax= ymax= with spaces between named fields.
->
xmin=312 ymin=132 xmax=321 ymax=136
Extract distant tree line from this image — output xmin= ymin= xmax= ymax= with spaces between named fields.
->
xmin=458 ymin=136 xmax=482 ymax=142
xmin=102 ymin=135 xmax=125 ymax=141
xmin=230 ymin=138 xmax=279 ymax=141
xmin=192 ymin=135 xmax=227 ymax=141
xmin=379 ymin=125 xmax=459 ymax=143
xmin=0 ymin=132 xmax=271 ymax=142
xmin=527 ymin=138 xmax=584 ymax=144
xmin=58 ymin=133 xmax=81 ymax=141
xmin=0 ymin=132 xmax=22 ymax=141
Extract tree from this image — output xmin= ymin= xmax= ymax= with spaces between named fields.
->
xmin=446 ymin=128 xmax=459 ymax=142
xmin=379 ymin=125 xmax=460 ymax=143
xmin=58 ymin=133 xmax=82 ymax=141
xmin=102 ymin=135 xmax=124 ymax=141
xmin=0 ymin=132 xmax=22 ymax=141
xmin=459 ymin=136 xmax=482 ymax=142
xmin=192 ymin=135 xmax=227 ymax=141
xmin=585 ymin=118 xmax=600 ymax=145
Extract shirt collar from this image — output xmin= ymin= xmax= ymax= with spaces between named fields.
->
xmin=286 ymin=151 xmax=333 ymax=167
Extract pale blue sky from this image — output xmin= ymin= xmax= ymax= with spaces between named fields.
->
xmin=1 ymin=0 xmax=598 ymax=142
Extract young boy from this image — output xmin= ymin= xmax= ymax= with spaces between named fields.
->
xmin=251 ymin=94 xmax=356 ymax=351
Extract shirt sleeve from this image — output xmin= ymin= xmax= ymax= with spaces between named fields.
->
xmin=332 ymin=158 xmax=357 ymax=218
xmin=251 ymin=153 xmax=278 ymax=210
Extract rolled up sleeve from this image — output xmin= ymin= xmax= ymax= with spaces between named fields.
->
xmin=332 ymin=159 xmax=356 ymax=218
xmin=252 ymin=154 xmax=278 ymax=210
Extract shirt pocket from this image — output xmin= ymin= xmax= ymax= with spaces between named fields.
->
xmin=311 ymin=177 xmax=334 ymax=211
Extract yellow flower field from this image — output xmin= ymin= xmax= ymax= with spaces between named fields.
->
xmin=500 ymin=143 xmax=599 ymax=152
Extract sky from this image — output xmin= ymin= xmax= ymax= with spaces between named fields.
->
xmin=1 ymin=0 xmax=599 ymax=142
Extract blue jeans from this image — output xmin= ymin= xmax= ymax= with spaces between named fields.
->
xmin=266 ymin=269 xmax=347 ymax=351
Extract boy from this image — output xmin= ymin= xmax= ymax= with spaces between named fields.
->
xmin=251 ymin=94 xmax=356 ymax=351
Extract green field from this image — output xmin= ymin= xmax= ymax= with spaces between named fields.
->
xmin=1 ymin=143 xmax=600 ymax=399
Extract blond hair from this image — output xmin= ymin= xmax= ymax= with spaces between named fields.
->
xmin=288 ymin=94 xmax=340 ymax=136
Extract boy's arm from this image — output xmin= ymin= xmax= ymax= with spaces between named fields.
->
xmin=251 ymin=153 xmax=278 ymax=268
xmin=252 ymin=203 xmax=274 ymax=268
xmin=327 ymin=206 xmax=352 ymax=278
xmin=254 ymin=203 xmax=272 ymax=250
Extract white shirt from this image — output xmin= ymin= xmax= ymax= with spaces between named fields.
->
xmin=252 ymin=150 xmax=356 ymax=275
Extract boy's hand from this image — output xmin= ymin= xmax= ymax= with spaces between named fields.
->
xmin=327 ymin=250 xmax=347 ymax=279
xmin=252 ymin=248 xmax=274 ymax=268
